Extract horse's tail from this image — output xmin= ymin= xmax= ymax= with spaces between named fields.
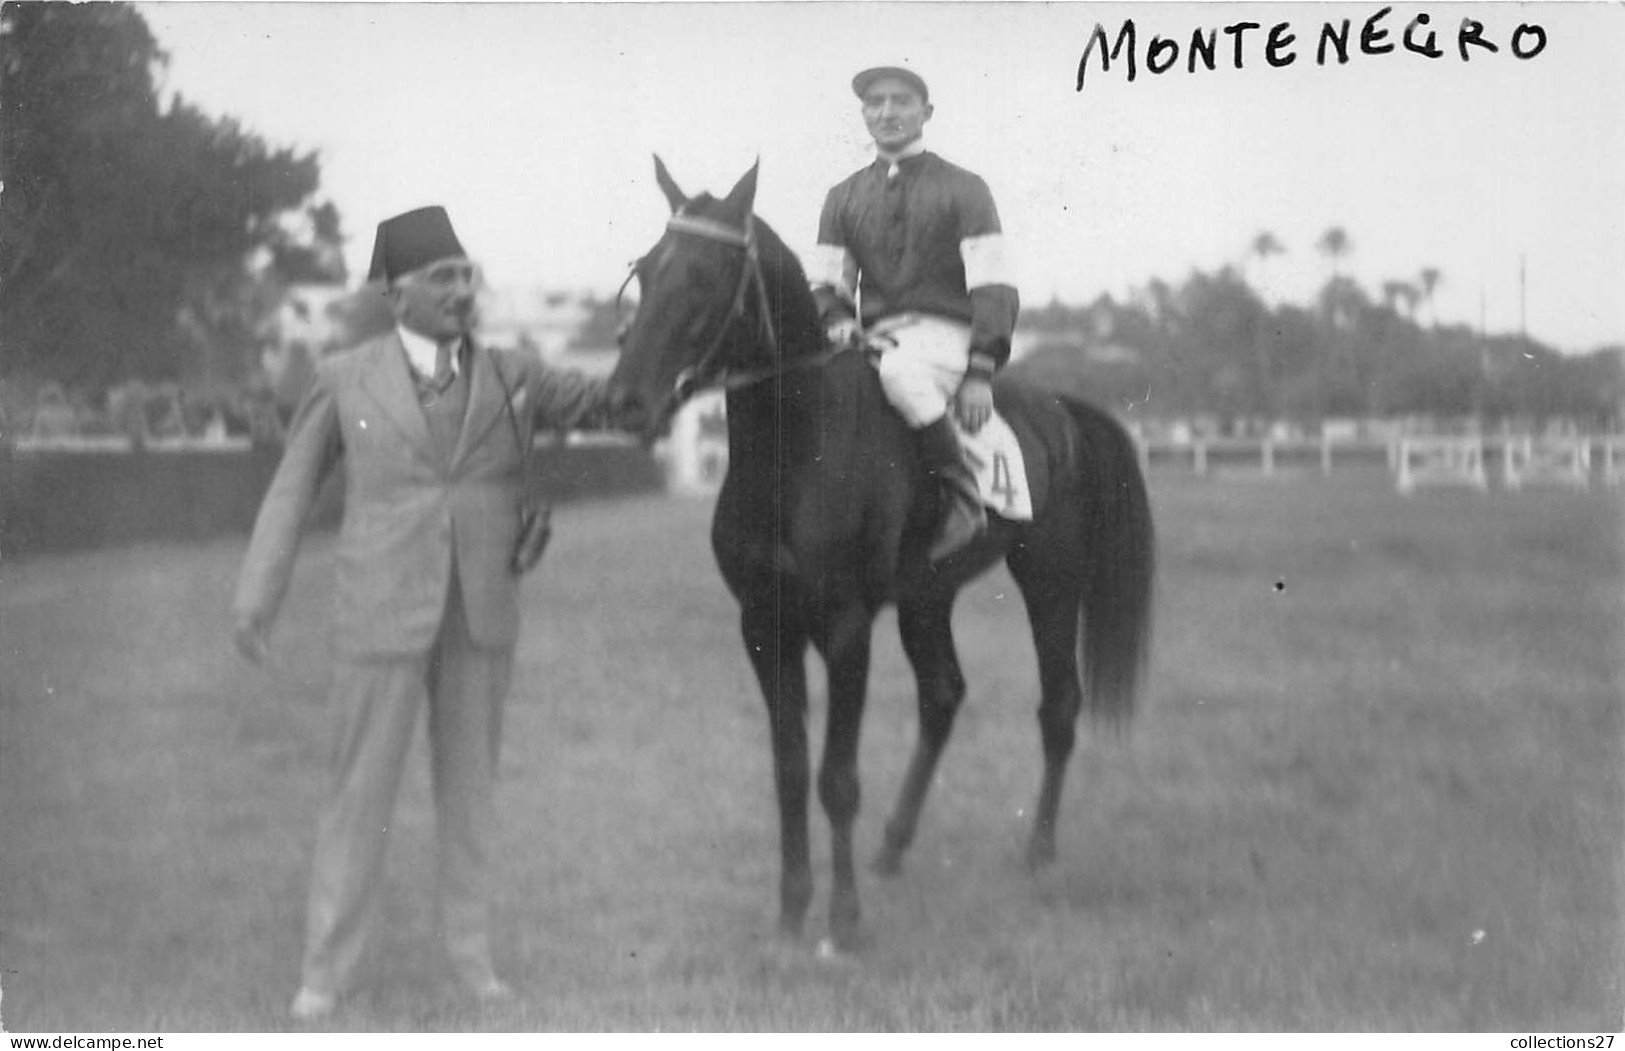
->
xmin=1064 ymin=397 xmax=1155 ymax=725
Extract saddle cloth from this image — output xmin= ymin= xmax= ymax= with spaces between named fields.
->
xmin=954 ymin=410 xmax=1035 ymax=522
xmin=857 ymin=326 xmax=1036 ymax=522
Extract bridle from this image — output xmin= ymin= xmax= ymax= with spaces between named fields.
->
xmin=623 ymin=209 xmax=845 ymax=416
xmin=662 ymin=211 xmax=782 ymax=401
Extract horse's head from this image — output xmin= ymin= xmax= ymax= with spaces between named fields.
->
xmin=608 ymin=156 xmax=776 ymax=442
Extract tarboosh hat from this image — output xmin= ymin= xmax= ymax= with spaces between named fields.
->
xmin=367 ymin=205 xmax=467 ymax=284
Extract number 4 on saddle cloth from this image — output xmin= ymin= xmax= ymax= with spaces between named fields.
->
xmin=954 ymin=409 xmax=1035 ymax=521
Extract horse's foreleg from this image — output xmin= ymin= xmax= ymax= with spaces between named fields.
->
xmin=742 ymin=602 xmax=813 ymax=937
xmin=874 ymin=590 xmax=965 ymax=876
xmin=815 ymin=606 xmax=874 ymax=952
xmin=1021 ymin=586 xmax=1084 ymax=870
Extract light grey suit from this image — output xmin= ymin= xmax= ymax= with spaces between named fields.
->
xmin=234 ymin=330 xmax=606 ymax=996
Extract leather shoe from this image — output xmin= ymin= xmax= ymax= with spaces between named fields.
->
xmin=288 ymin=986 xmax=337 ymax=1023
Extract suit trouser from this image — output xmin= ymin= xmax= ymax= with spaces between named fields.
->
xmin=869 ymin=314 xmax=973 ymax=428
xmin=300 ymin=565 xmax=513 ymax=996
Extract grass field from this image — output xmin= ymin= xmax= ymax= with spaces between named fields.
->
xmin=2 ymin=468 xmax=1621 ymax=1032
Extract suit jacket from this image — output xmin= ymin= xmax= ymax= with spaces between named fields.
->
xmin=234 ymin=331 xmax=606 ymax=658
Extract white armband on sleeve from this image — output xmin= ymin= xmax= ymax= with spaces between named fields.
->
xmin=807 ymin=244 xmax=857 ymax=302
xmin=961 ymin=232 xmax=1011 ymax=290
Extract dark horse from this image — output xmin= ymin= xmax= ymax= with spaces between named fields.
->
xmin=607 ymin=158 xmax=1155 ymax=952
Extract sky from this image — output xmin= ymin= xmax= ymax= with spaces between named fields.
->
xmin=138 ymin=1 xmax=1625 ymax=353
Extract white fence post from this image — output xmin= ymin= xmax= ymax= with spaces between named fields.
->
xmin=1603 ymin=437 xmax=1625 ymax=487
xmin=1504 ymin=435 xmax=1591 ymax=490
xmin=1130 ymin=430 xmax=1610 ymax=489
xmin=663 ymin=391 xmax=728 ymax=496
xmin=1396 ymin=436 xmax=1488 ymax=494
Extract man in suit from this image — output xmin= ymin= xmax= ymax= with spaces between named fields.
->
xmin=233 ymin=206 xmax=616 ymax=1021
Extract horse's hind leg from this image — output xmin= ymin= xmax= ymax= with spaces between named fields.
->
xmin=1013 ymin=567 xmax=1084 ymax=870
xmin=874 ymin=586 xmax=964 ymax=876
xmin=741 ymin=601 xmax=814 ymax=938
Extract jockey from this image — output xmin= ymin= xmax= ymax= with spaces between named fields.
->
xmin=810 ymin=64 xmax=1020 ymax=562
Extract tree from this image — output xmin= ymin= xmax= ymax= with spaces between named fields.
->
xmin=1250 ymin=231 xmax=1284 ymax=259
xmin=271 ymin=201 xmax=350 ymax=287
xmin=1246 ymin=231 xmax=1284 ymax=281
xmin=1316 ymin=226 xmax=1352 ymax=280
xmin=0 ymin=3 xmax=340 ymax=390
xmin=1243 ymin=234 xmax=1287 ymax=414
xmin=1163 ymin=267 xmax=1273 ymax=418
xmin=1381 ymin=280 xmax=1420 ymax=320
xmin=1418 ymin=266 xmax=1443 ymax=329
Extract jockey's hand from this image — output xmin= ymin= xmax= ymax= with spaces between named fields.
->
xmin=954 ymin=376 xmax=994 ymax=435
xmin=825 ymin=317 xmax=863 ymax=351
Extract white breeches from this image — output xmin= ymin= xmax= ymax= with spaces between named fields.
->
xmin=869 ymin=314 xmax=972 ymax=429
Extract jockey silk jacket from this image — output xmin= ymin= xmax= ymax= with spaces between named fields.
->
xmin=811 ymin=151 xmax=1020 ymax=380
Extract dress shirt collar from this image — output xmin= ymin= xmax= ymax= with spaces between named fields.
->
xmin=876 ymin=137 xmax=929 ymax=177
xmin=397 ymin=324 xmax=461 ymax=381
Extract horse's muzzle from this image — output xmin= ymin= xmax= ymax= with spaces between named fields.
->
xmin=604 ymin=384 xmax=669 ymax=448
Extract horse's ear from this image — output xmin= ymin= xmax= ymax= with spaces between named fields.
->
xmin=653 ymin=154 xmax=687 ymax=213
xmin=722 ymin=159 xmax=760 ymax=216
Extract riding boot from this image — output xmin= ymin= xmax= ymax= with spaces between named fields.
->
xmin=916 ymin=416 xmax=986 ymax=562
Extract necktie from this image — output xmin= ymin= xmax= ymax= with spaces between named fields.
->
xmin=431 ymin=339 xmax=456 ymax=391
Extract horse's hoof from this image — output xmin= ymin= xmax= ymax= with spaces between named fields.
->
xmin=767 ymin=924 xmax=806 ymax=967
xmin=825 ymin=907 xmax=869 ymax=957
xmin=1025 ymin=840 xmax=1057 ymax=872
xmin=814 ymin=935 xmax=864 ymax=966
xmin=871 ymin=845 xmax=905 ymax=877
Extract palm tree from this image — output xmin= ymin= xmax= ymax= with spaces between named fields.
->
xmin=1248 ymin=231 xmax=1284 ymax=270
xmin=1246 ymin=233 xmax=1285 ymax=417
xmin=1381 ymin=280 xmax=1420 ymax=320
xmin=1315 ymin=227 xmax=1354 ymax=330
xmin=1244 ymin=231 xmax=1284 ymax=298
xmin=1418 ymin=267 xmax=1442 ymax=329
xmin=1144 ymin=277 xmax=1176 ymax=326
xmin=1316 ymin=226 xmax=1352 ymax=279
